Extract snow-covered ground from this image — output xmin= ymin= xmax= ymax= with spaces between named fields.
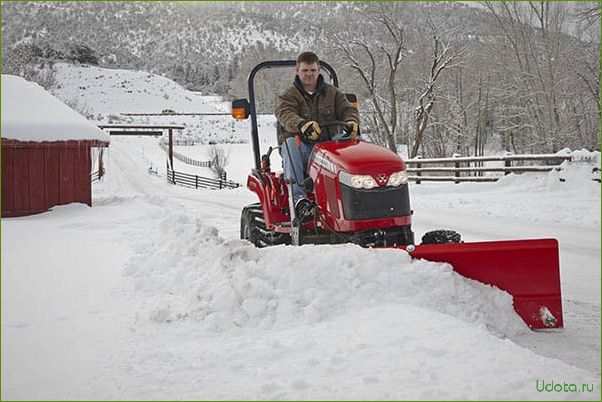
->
xmin=2 ymin=65 xmax=600 ymax=400
xmin=3 ymin=135 xmax=600 ymax=400
xmin=51 ymin=63 xmax=222 ymax=115
xmin=50 ymin=62 xmax=275 ymax=145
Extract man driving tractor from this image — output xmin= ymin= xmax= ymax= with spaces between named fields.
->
xmin=234 ymin=56 xmax=563 ymax=331
xmin=275 ymin=51 xmax=359 ymax=222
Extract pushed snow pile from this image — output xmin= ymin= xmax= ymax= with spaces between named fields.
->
xmin=497 ymin=149 xmax=601 ymax=194
xmin=124 ymin=211 xmax=527 ymax=337
xmin=549 ymin=149 xmax=601 ymax=191
xmin=472 ymin=148 xmax=601 ymax=228
xmin=51 ymin=63 xmax=221 ymax=115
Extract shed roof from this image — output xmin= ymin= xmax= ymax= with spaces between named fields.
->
xmin=1 ymin=75 xmax=110 ymax=143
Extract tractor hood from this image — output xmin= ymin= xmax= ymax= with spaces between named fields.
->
xmin=313 ymin=140 xmax=406 ymax=175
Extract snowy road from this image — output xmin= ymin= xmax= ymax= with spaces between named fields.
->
xmin=413 ymin=192 xmax=601 ymax=376
xmin=2 ymin=137 xmax=600 ymax=400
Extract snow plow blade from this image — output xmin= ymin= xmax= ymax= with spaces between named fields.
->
xmin=400 ymin=238 xmax=562 ymax=330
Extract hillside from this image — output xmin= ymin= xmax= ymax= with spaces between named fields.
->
xmin=52 ymin=63 xmax=222 ymax=116
xmin=48 ymin=62 xmax=275 ymax=145
xmin=1 ymin=1 xmax=321 ymax=91
xmin=0 ymin=1 xmax=490 ymax=93
xmin=3 ymin=2 xmax=599 ymax=155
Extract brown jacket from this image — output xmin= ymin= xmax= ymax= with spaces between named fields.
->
xmin=275 ymin=74 xmax=359 ymax=145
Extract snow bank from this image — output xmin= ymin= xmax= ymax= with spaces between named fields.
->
xmin=551 ymin=149 xmax=601 ymax=191
xmin=413 ymin=149 xmax=600 ymax=231
xmin=495 ymin=149 xmax=601 ymax=194
xmin=123 ymin=209 xmax=527 ymax=338
xmin=1 ymin=74 xmax=110 ymax=143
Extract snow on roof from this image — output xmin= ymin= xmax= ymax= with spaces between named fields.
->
xmin=1 ymin=75 xmax=110 ymax=143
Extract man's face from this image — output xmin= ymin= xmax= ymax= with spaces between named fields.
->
xmin=296 ymin=61 xmax=320 ymax=89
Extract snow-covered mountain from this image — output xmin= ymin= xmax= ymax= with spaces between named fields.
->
xmin=1 ymin=1 xmax=323 ymax=91
xmin=0 ymin=1 xmax=509 ymax=93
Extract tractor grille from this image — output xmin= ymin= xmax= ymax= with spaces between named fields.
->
xmin=341 ymin=184 xmax=411 ymax=220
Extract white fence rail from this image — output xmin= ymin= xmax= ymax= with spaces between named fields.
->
xmin=159 ymin=142 xmax=212 ymax=168
xmin=405 ymin=154 xmax=572 ymax=184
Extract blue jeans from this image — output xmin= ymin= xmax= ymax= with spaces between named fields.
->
xmin=281 ymin=133 xmax=346 ymax=203
xmin=281 ymin=137 xmax=314 ymax=203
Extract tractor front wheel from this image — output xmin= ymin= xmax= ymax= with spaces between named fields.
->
xmin=421 ymin=229 xmax=462 ymax=245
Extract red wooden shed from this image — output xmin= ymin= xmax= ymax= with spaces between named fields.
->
xmin=1 ymin=75 xmax=110 ymax=217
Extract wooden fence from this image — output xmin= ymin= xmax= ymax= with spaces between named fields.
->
xmin=406 ymin=153 xmax=572 ymax=184
xmin=167 ymin=168 xmax=240 ymax=190
xmin=160 ymin=138 xmax=196 ymax=146
xmin=159 ymin=142 xmax=212 ymax=167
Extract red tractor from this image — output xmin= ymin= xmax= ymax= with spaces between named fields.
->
xmin=232 ymin=60 xmax=563 ymax=330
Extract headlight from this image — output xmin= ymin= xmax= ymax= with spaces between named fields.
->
xmin=387 ymin=170 xmax=408 ymax=186
xmin=339 ymin=171 xmax=377 ymax=189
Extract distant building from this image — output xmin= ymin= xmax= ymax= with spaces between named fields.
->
xmin=1 ymin=75 xmax=110 ymax=217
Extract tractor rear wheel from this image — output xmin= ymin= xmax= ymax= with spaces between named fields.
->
xmin=241 ymin=203 xmax=292 ymax=247
xmin=421 ymin=229 xmax=462 ymax=245
xmin=241 ymin=203 xmax=263 ymax=247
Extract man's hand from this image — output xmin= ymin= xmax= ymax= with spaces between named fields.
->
xmin=346 ymin=121 xmax=359 ymax=139
xmin=300 ymin=120 xmax=321 ymax=141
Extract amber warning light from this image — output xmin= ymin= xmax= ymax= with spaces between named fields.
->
xmin=345 ymin=93 xmax=359 ymax=110
xmin=231 ymin=99 xmax=250 ymax=120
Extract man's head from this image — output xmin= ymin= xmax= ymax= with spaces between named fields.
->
xmin=296 ymin=51 xmax=320 ymax=91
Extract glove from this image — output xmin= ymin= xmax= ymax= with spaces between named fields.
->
xmin=346 ymin=121 xmax=359 ymax=139
xmin=299 ymin=120 xmax=321 ymax=141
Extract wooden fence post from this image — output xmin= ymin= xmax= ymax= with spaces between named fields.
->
xmin=453 ymin=153 xmax=461 ymax=184
xmin=415 ymin=156 xmax=422 ymax=185
xmin=219 ymin=171 xmax=226 ymax=189
xmin=168 ymin=128 xmax=174 ymax=170
xmin=504 ymin=151 xmax=512 ymax=175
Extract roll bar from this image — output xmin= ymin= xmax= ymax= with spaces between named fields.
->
xmin=245 ymin=60 xmax=339 ymax=171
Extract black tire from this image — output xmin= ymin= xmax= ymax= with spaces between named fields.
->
xmin=241 ymin=203 xmax=291 ymax=248
xmin=421 ymin=229 xmax=462 ymax=245
xmin=240 ymin=203 xmax=261 ymax=246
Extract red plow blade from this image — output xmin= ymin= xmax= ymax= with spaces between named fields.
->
xmin=400 ymin=238 xmax=563 ymax=330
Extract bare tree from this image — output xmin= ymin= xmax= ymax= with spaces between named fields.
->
xmin=334 ymin=4 xmax=406 ymax=153
xmin=483 ymin=1 xmax=580 ymax=153
xmin=229 ymin=43 xmax=296 ymax=113
xmin=573 ymin=1 xmax=600 ymax=41
xmin=207 ymin=144 xmax=230 ymax=179
xmin=410 ymin=22 xmax=465 ymax=158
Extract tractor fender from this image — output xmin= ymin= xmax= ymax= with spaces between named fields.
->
xmin=246 ymin=173 xmax=289 ymax=228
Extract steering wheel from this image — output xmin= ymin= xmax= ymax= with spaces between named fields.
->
xmin=320 ymin=121 xmax=358 ymax=141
